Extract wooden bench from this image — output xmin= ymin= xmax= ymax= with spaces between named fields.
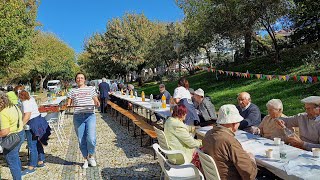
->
xmin=107 ymin=101 xmax=157 ymax=147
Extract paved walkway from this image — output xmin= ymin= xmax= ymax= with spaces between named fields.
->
xmin=0 ymin=111 xmax=161 ymax=179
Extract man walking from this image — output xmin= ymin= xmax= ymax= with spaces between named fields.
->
xmin=99 ymin=78 xmax=110 ymax=113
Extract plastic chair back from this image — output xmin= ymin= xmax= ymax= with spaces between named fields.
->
xmin=196 ymin=148 xmax=221 ymax=180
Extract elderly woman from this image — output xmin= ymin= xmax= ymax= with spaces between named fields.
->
xmin=256 ymin=99 xmax=289 ymax=141
xmin=19 ymin=90 xmax=51 ymax=175
xmin=164 ymin=104 xmax=202 ymax=165
xmin=0 ymin=92 xmax=25 ymax=180
xmin=173 ymin=77 xmax=200 ymax=128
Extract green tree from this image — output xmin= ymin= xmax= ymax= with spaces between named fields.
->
xmin=290 ymin=0 xmax=320 ymax=45
xmin=0 ymin=0 xmax=38 ymax=73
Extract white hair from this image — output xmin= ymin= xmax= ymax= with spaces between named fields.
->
xmin=102 ymin=78 xmax=107 ymax=82
xmin=266 ymin=99 xmax=283 ymax=111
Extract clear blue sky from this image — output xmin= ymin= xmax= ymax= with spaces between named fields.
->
xmin=37 ymin=0 xmax=184 ymax=54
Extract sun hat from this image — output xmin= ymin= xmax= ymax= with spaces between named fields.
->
xmin=301 ymin=96 xmax=320 ymax=106
xmin=194 ymin=88 xmax=204 ymax=97
xmin=217 ymin=104 xmax=244 ymax=124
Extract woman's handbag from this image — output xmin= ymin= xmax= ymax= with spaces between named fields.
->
xmin=0 ymin=105 xmax=21 ymax=151
xmin=1 ymin=133 xmax=21 ymax=151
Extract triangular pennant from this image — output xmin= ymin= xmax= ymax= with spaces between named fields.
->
xmin=307 ymin=76 xmax=313 ymax=83
xmin=297 ymin=76 xmax=301 ymax=82
xmin=318 ymin=76 xmax=320 ymax=81
xmin=225 ymin=71 xmax=229 ymax=76
xmin=255 ymin=74 xmax=261 ymax=79
xmin=303 ymin=76 xmax=308 ymax=83
xmin=285 ymin=75 xmax=290 ymax=81
xmin=247 ymin=73 xmax=251 ymax=78
xmin=261 ymin=74 xmax=265 ymax=79
xmin=207 ymin=67 xmax=210 ymax=72
xmin=230 ymin=72 xmax=234 ymax=76
xmin=278 ymin=75 xmax=282 ymax=80
xmin=313 ymin=76 xmax=318 ymax=83
xmin=212 ymin=68 xmax=216 ymax=72
xmin=293 ymin=75 xmax=297 ymax=81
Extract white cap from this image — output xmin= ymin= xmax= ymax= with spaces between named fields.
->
xmin=301 ymin=96 xmax=320 ymax=105
xmin=217 ymin=104 xmax=244 ymax=124
xmin=128 ymin=84 xmax=134 ymax=90
xmin=194 ymin=88 xmax=204 ymax=97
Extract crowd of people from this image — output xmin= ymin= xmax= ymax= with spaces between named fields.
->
xmin=0 ymin=85 xmax=51 ymax=179
xmin=158 ymin=76 xmax=320 ymax=179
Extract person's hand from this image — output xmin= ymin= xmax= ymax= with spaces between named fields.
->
xmin=249 ymin=126 xmax=260 ymax=135
xmin=275 ymin=119 xmax=286 ymax=129
xmin=287 ymin=135 xmax=304 ymax=148
xmin=95 ymin=101 xmax=100 ymax=108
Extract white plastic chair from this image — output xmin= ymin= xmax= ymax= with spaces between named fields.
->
xmin=57 ymin=110 xmax=67 ymax=140
xmin=196 ymin=148 xmax=221 ymax=180
xmin=153 ymin=143 xmax=204 ymax=180
xmin=154 ymin=126 xmax=187 ymax=164
xmin=154 ymin=126 xmax=170 ymax=150
xmin=45 ymin=112 xmax=63 ymax=146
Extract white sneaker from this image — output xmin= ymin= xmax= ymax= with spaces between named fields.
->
xmin=88 ymin=157 xmax=97 ymax=167
xmin=82 ymin=160 xmax=89 ymax=169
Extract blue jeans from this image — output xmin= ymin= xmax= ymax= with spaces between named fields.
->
xmin=25 ymin=130 xmax=45 ymax=167
xmin=3 ymin=130 xmax=25 ymax=180
xmin=73 ymin=113 xmax=96 ymax=158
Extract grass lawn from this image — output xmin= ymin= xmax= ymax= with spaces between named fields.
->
xmin=136 ymin=71 xmax=320 ymax=116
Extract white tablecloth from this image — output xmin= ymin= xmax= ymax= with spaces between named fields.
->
xmin=111 ymin=92 xmax=171 ymax=118
xmin=196 ymin=126 xmax=320 ymax=180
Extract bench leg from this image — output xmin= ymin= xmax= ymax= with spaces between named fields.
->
xmin=127 ymin=118 xmax=130 ymax=131
xmin=140 ymin=129 xmax=143 ymax=147
xmin=133 ymin=124 xmax=137 ymax=138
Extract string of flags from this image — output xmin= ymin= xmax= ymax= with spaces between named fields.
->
xmin=202 ymin=67 xmax=320 ymax=83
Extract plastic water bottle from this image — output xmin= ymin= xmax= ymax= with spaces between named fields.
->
xmin=126 ymin=89 xmax=129 ymax=97
xmin=280 ymin=141 xmax=286 ymax=159
xmin=284 ymin=127 xmax=294 ymax=137
xmin=134 ymin=91 xmax=138 ymax=99
xmin=150 ymin=94 xmax=153 ymax=102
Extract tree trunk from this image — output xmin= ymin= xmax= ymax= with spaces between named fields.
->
xmin=31 ymin=77 xmax=37 ymax=92
xmin=39 ymin=75 xmax=47 ymax=92
xmin=205 ymin=48 xmax=212 ymax=68
xmin=244 ymin=31 xmax=252 ymax=61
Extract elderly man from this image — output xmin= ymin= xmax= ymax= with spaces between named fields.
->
xmin=236 ymin=92 xmax=261 ymax=131
xmin=203 ymin=104 xmax=257 ymax=180
xmin=193 ymin=88 xmax=217 ymax=127
xmin=154 ymin=84 xmax=171 ymax=124
xmin=277 ymin=96 xmax=320 ymax=151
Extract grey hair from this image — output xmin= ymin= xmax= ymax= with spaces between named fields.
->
xmin=102 ymin=78 xmax=107 ymax=82
xmin=0 ymin=91 xmax=12 ymax=112
xmin=159 ymin=84 xmax=165 ymax=88
xmin=238 ymin=92 xmax=251 ymax=100
xmin=266 ymin=99 xmax=283 ymax=111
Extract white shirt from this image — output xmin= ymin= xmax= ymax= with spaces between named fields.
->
xmin=173 ymin=86 xmax=191 ymax=100
xmin=241 ymin=102 xmax=251 ymax=112
xmin=22 ymin=97 xmax=40 ymax=119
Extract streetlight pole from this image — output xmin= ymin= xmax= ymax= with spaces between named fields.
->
xmin=174 ymin=42 xmax=182 ymax=77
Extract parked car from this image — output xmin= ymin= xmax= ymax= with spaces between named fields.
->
xmin=47 ymin=80 xmax=61 ymax=92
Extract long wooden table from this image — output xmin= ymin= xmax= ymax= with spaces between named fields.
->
xmin=197 ymin=126 xmax=320 ymax=180
xmin=111 ymin=92 xmax=171 ymax=119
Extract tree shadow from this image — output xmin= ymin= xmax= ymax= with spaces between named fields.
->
xmin=100 ymin=162 xmax=161 ymax=180
xmin=45 ymin=153 xmax=82 ymax=166
xmin=100 ymin=113 xmax=154 ymax=159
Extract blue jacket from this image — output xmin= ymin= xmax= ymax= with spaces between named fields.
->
xmin=28 ymin=115 xmax=51 ymax=145
xmin=236 ymin=103 xmax=261 ymax=130
xmin=99 ymin=82 xmax=110 ymax=99
xmin=179 ymin=98 xmax=200 ymax=126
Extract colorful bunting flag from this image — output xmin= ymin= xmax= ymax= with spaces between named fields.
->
xmin=313 ymin=76 xmax=318 ymax=83
xmin=307 ymin=76 xmax=313 ymax=83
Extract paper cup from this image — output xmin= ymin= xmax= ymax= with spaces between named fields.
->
xmin=274 ymin=138 xmax=281 ymax=145
xmin=265 ymin=149 xmax=273 ymax=158
xmin=312 ymin=148 xmax=320 ymax=158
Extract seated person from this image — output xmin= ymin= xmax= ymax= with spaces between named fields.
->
xmin=203 ymin=104 xmax=257 ymax=180
xmin=276 ymin=96 xmax=320 ymax=151
xmin=154 ymin=84 xmax=171 ymax=124
xmin=236 ymin=92 xmax=261 ymax=131
xmin=253 ymin=99 xmax=291 ymax=142
xmin=192 ymin=88 xmax=217 ymax=127
xmin=164 ymin=104 xmax=202 ymax=165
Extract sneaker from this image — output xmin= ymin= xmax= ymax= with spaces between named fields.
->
xmin=21 ymin=168 xmax=35 ymax=176
xmin=88 ymin=157 xmax=97 ymax=167
xmin=82 ymin=160 xmax=89 ymax=169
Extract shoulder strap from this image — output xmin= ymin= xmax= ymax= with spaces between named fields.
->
xmin=13 ymin=105 xmax=20 ymax=129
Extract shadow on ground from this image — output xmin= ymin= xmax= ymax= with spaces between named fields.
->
xmin=100 ymin=112 xmax=154 ymax=159
xmin=101 ymin=162 xmax=161 ymax=180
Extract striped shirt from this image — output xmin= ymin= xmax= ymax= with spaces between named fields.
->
xmin=67 ymin=86 xmax=97 ymax=114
